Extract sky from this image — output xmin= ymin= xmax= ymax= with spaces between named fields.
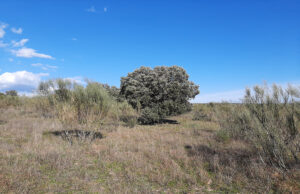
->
xmin=0 ymin=0 xmax=299 ymax=102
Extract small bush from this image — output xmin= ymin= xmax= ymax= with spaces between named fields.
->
xmin=73 ymin=82 xmax=112 ymax=125
xmin=5 ymin=90 xmax=18 ymax=96
xmin=32 ymin=96 xmax=54 ymax=118
xmin=0 ymin=95 xmax=21 ymax=108
xmin=218 ymin=84 xmax=300 ymax=171
xmin=138 ymin=107 xmax=160 ymax=124
xmin=117 ymin=102 xmax=138 ymax=127
xmin=192 ymin=105 xmax=212 ymax=121
xmin=36 ymin=79 xmax=138 ymax=129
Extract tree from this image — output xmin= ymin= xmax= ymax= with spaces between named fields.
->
xmin=5 ymin=90 xmax=18 ymax=96
xmin=120 ymin=66 xmax=199 ymax=124
xmin=100 ymin=83 xmax=125 ymax=102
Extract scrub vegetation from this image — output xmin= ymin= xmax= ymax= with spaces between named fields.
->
xmin=0 ymin=66 xmax=299 ymax=193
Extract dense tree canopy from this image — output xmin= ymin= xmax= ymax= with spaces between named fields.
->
xmin=120 ymin=66 xmax=199 ymax=124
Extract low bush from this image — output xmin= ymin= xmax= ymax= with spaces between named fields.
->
xmin=0 ymin=94 xmax=21 ymax=108
xmin=192 ymin=105 xmax=213 ymax=121
xmin=36 ymin=79 xmax=138 ymax=129
xmin=117 ymin=102 xmax=138 ymax=127
xmin=218 ymin=84 xmax=300 ymax=171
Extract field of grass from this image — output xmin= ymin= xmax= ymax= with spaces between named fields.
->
xmin=0 ymin=103 xmax=299 ymax=193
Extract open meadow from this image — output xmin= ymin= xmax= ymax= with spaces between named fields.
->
xmin=0 ymin=97 xmax=299 ymax=193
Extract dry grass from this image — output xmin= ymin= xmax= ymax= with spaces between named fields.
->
xmin=0 ymin=105 xmax=299 ymax=193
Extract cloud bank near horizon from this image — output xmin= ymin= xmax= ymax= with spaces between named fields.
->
xmin=0 ymin=71 xmax=49 ymax=93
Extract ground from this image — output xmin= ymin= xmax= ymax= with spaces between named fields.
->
xmin=0 ymin=106 xmax=299 ymax=193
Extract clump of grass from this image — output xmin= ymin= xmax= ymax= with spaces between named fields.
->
xmin=215 ymin=130 xmax=230 ymax=143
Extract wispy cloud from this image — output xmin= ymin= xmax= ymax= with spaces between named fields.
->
xmin=72 ymin=38 xmax=77 ymax=41
xmin=0 ymin=71 xmax=49 ymax=92
xmin=86 ymin=6 xmax=96 ymax=13
xmin=104 ymin=7 xmax=107 ymax=12
xmin=31 ymin=63 xmax=58 ymax=70
xmin=0 ymin=23 xmax=7 ymax=38
xmin=11 ymin=47 xmax=54 ymax=59
xmin=31 ymin=63 xmax=43 ymax=67
xmin=11 ymin=27 xmax=23 ymax=34
xmin=0 ymin=40 xmax=8 ymax=48
xmin=12 ymin=39 xmax=29 ymax=47
xmin=8 ymin=58 xmax=13 ymax=62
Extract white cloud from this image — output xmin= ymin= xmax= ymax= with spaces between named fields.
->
xmin=0 ymin=71 xmax=49 ymax=92
xmin=72 ymin=38 xmax=77 ymax=41
xmin=0 ymin=23 xmax=7 ymax=38
xmin=11 ymin=27 xmax=23 ymax=34
xmin=8 ymin=58 xmax=13 ymax=62
xmin=104 ymin=7 xmax=107 ymax=12
xmin=12 ymin=39 xmax=29 ymax=47
xmin=0 ymin=40 xmax=8 ymax=47
xmin=11 ymin=47 xmax=54 ymax=59
xmin=86 ymin=6 xmax=96 ymax=13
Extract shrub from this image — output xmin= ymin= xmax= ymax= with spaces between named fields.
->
xmin=120 ymin=66 xmax=199 ymax=124
xmin=32 ymin=96 xmax=54 ymax=118
xmin=72 ymin=82 xmax=112 ymax=125
xmin=37 ymin=79 xmax=133 ymax=129
xmin=192 ymin=105 xmax=212 ymax=121
xmin=218 ymin=84 xmax=300 ymax=171
xmin=117 ymin=101 xmax=138 ymax=127
xmin=101 ymin=84 xmax=125 ymax=102
xmin=139 ymin=107 xmax=160 ymax=124
xmin=5 ymin=90 xmax=18 ymax=96
xmin=0 ymin=94 xmax=21 ymax=108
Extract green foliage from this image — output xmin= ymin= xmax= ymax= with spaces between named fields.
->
xmin=120 ymin=66 xmax=199 ymax=124
xmin=192 ymin=105 xmax=212 ymax=121
xmin=0 ymin=92 xmax=21 ymax=108
xmin=117 ymin=102 xmax=138 ymax=127
xmin=139 ymin=107 xmax=160 ymax=124
xmin=5 ymin=90 xmax=18 ymax=96
xmin=72 ymin=82 xmax=112 ymax=124
xmin=101 ymin=84 xmax=125 ymax=102
xmin=36 ymin=79 xmax=138 ymax=129
xmin=218 ymin=84 xmax=300 ymax=171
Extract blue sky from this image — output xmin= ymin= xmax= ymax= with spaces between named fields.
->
xmin=0 ymin=0 xmax=299 ymax=102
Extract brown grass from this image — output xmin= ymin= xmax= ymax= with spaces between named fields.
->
xmin=0 ymin=104 xmax=299 ymax=193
